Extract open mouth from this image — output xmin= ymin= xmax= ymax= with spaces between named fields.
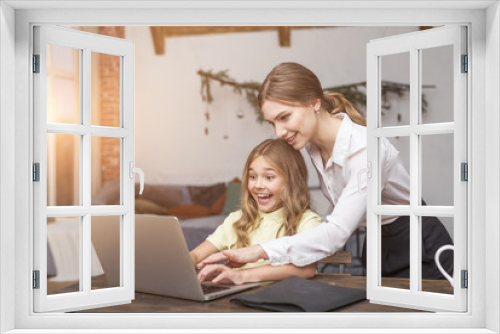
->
xmin=256 ymin=193 xmax=273 ymax=205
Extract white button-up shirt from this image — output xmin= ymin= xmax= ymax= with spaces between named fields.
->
xmin=261 ymin=113 xmax=410 ymax=266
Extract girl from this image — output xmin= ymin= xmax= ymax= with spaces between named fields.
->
xmin=191 ymin=138 xmax=323 ymax=285
xmin=199 ymin=62 xmax=453 ymax=279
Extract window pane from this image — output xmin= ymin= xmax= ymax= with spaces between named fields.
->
xmin=379 ymin=137 xmax=410 ymax=205
xmin=47 ymin=44 xmax=80 ymax=124
xmin=91 ymin=216 xmax=121 ymax=290
xmin=91 ymin=136 xmax=121 ymax=205
xmin=47 ymin=216 xmax=81 ymax=295
xmin=380 ymin=215 xmax=410 ymax=290
xmin=420 ymin=216 xmax=454 ymax=295
xmin=380 ymin=52 xmax=410 ymax=127
xmin=420 ymin=45 xmax=454 ymax=124
xmin=91 ymin=52 xmax=121 ymax=127
xmin=47 ymin=133 xmax=80 ymax=206
xmin=421 ymin=133 xmax=454 ymax=206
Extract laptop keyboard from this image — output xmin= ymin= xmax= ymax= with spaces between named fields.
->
xmin=201 ymin=284 xmax=231 ymax=295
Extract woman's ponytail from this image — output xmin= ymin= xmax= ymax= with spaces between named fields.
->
xmin=323 ymin=92 xmax=366 ymax=126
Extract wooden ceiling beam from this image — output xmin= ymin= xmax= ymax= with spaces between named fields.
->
xmin=277 ymin=27 xmax=291 ymax=47
xmin=150 ymin=26 xmax=166 ymax=55
xmin=149 ymin=26 xmax=326 ymax=55
xmin=148 ymin=26 xmax=433 ymax=55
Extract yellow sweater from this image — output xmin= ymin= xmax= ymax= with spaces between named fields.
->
xmin=206 ymin=207 xmax=322 ymax=269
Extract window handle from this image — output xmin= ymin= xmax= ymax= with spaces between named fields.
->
xmin=129 ymin=161 xmax=145 ymax=195
xmin=357 ymin=161 xmax=372 ymax=194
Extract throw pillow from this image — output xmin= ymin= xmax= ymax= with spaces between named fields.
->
xmin=222 ymin=180 xmax=242 ymax=215
xmin=135 ymin=199 xmax=169 ymax=215
xmin=210 ymin=189 xmax=227 ymax=215
xmin=167 ymin=205 xmax=213 ymax=219
xmin=188 ymin=182 xmax=226 ymax=207
xmin=135 ymin=184 xmax=187 ymax=208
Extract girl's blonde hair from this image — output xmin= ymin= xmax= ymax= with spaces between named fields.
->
xmin=258 ymin=62 xmax=366 ymax=126
xmin=231 ymin=139 xmax=310 ymax=249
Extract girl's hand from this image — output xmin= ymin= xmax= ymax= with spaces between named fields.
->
xmin=197 ymin=244 xmax=268 ymax=270
xmin=197 ymin=264 xmax=245 ymax=285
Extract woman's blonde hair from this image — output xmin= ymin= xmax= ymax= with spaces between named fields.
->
xmin=258 ymin=62 xmax=366 ymax=126
xmin=231 ymin=139 xmax=310 ymax=249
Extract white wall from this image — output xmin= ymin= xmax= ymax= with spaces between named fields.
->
xmin=126 ymin=26 xmax=419 ymax=186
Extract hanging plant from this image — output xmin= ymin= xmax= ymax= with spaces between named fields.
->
xmin=198 ymin=69 xmax=262 ymax=122
xmin=197 ymin=69 xmax=434 ymax=124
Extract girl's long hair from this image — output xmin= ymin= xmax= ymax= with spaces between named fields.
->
xmin=231 ymin=139 xmax=310 ymax=249
xmin=258 ymin=62 xmax=366 ymax=126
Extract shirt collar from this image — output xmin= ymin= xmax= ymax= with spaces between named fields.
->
xmin=306 ymin=112 xmax=353 ymax=168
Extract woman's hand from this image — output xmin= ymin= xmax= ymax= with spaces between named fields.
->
xmin=197 ymin=264 xmax=245 ymax=285
xmin=197 ymin=244 xmax=269 ymax=270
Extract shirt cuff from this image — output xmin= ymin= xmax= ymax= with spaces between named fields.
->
xmin=260 ymin=239 xmax=290 ymax=266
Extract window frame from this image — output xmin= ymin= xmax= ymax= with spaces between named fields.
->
xmin=33 ymin=25 xmax=136 ymax=313
xmin=0 ymin=2 xmax=497 ymax=333
xmin=366 ymin=26 xmax=468 ymax=312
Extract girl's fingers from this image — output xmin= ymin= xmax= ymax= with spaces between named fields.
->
xmin=198 ymin=265 xmax=236 ymax=284
xmin=211 ymin=272 xmax=226 ymax=284
xmin=198 ymin=264 xmax=222 ymax=282
xmin=212 ymin=266 xmax=231 ymax=282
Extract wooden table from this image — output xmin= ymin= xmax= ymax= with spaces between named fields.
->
xmin=47 ymin=274 xmax=453 ymax=313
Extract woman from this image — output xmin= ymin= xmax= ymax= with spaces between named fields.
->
xmin=199 ymin=62 xmax=453 ymax=279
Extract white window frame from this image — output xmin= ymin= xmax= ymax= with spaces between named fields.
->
xmin=33 ymin=25 xmax=136 ymax=313
xmin=1 ymin=1 xmax=498 ymax=333
xmin=366 ymin=26 xmax=468 ymax=312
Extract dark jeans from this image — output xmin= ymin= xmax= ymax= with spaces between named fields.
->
xmin=361 ymin=215 xmax=454 ymax=279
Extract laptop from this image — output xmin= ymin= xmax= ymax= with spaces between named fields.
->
xmin=91 ymin=215 xmax=260 ymax=301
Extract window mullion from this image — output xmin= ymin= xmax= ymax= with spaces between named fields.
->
xmin=81 ymin=47 xmax=92 ymax=294
xmin=409 ymin=47 xmax=420 ymax=294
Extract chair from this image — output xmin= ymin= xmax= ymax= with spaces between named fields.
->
xmin=319 ymin=251 xmax=352 ymax=274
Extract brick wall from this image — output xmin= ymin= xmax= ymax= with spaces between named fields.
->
xmin=98 ymin=27 xmax=124 ymax=184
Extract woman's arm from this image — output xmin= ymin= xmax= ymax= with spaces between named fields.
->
xmin=198 ymin=262 xmax=317 ymax=285
xmin=189 ymin=240 xmax=218 ymax=267
xmin=200 ymin=152 xmax=368 ymax=268
xmin=197 ymin=244 xmax=268 ymax=270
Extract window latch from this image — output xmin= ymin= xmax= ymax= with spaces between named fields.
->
xmin=357 ymin=161 xmax=372 ymax=194
xmin=129 ymin=162 xmax=145 ymax=195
